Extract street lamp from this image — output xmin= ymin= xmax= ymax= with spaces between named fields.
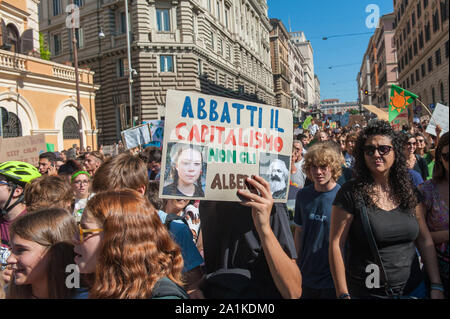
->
xmin=124 ymin=0 xmax=134 ymax=127
xmin=71 ymin=0 xmax=84 ymax=150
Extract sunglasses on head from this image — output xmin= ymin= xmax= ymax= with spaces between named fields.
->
xmin=363 ymin=145 xmax=393 ymax=157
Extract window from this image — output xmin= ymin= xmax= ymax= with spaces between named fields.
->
xmin=119 ymin=11 xmax=127 ymax=34
xmin=432 ymin=87 xmax=436 ymax=104
xmin=156 ymin=9 xmax=170 ymax=31
xmin=53 ymin=34 xmax=61 ymax=55
xmin=446 ymin=41 xmax=449 ymax=58
xmin=207 ymin=0 xmax=212 ymax=12
xmin=6 ymin=24 xmax=19 ymax=53
xmin=117 ymin=58 xmax=128 ymax=77
xmin=198 ymin=59 xmax=203 ymax=76
xmin=75 ymin=28 xmax=83 ymax=49
xmin=406 ymin=78 xmax=410 ymax=88
xmin=53 ymin=0 xmax=61 ymax=16
xmin=413 ymin=40 xmax=418 ymax=55
xmin=425 ymin=22 xmax=431 ymax=42
xmin=421 ymin=63 xmax=426 ymax=77
xmin=424 ymin=0 xmax=428 ymax=8
xmin=63 ymin=116 xmax=79 ymax=140
xmin=432 ymin=11 xmax=440 ymax=32
xmin=416 ymin=69 xmax=420 ymax=82
xmin=160 ymin=55 xmax=174 ymax=72
xmin=74 ymin=0 xmax=83 ymax=7
xmin=210 ymin=31 xmax=215 ymax=50
xmin=428 ymin=56 xmax=433 ymax=72
xmin=419 ymin=31 xmax=424 ymax=48
xmin=417 ymin=2 xmax=421 ymax=18
xmin=440 ymin=82 xmax=445 ymax=102
xmin=217 ymin=1 xmax=221 ymax=20
xmin=225 ymin=6 xmax=230 ymax=29
xmin=69 ymin=28 xmax=84 ymax=50
xmin=412 ymin=12 xmax=416 ymax=26
xmin=442 ymin=0 xmax=449 ymax=22
xmin=435 ymin=49 xmax=442 ymax=65
xmin=411 ymin=74 xmax=414 ymax=86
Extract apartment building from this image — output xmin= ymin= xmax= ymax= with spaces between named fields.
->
xmin=290 ymin=31 xmax=316 ymax=108
xmin=269 ymin=18 xmax=290 ymax=109
xmin=40 ymin=0 xmax=275 ymax=144
xmin=394 ymin=0 xmax=449 ymax=113
xmin=288 ymin=38 xmax=306 ymax=119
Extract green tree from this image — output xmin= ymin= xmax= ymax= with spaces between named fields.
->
xmin=39 ymin=33 xmax=51 ymax=60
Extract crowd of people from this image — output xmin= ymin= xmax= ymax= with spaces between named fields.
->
xmin=0 ymin=116 xmax=447 ymax=299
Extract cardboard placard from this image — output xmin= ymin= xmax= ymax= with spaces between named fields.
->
xmin=121 ymin=124 xmax=152 ymax=149
xmin=102 ymin=145 xmax=117 ymax=157
xmin=0 ymin=135 xmax=47 ymax=167
xmin=390 ymin=111 xmax=409 ymax=131
xmin=348 ymin=115 xmax=365 ymax=127
xmin=159 ymin=90 xmax=293 ymax=202
xmin=426 ymin=103 xmax=449 ymax=136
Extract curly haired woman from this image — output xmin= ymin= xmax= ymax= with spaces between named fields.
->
xmin=329 ymin=120 xmax=444 ymax=299
xmin=74 ymin=189 xmax=188 ymax=299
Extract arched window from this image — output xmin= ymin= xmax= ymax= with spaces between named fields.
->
xmin=6 ymin=24 xmax=19 ymax=53
xmin=2 ymin=112 xmax=22 ymax=138
xmin=63 ymin=116 xmax=80 ymax=139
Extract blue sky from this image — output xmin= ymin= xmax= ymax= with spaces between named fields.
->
xmin=267 ymin=0 xmax=394 ymax=103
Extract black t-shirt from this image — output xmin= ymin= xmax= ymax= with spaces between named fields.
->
xmin=162 ymin=183 xmax=205 ymax=198
xmin=199 ymin=201 xmax=297 ymax=299
xmin=333 ymin=180 xmax=420 ymax=298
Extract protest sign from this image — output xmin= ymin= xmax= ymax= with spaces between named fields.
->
xmin=390 ymin=111 xmax=409 ymax=131
xmin=0 ymin=135 xmax=47 ymax=167
xmin=348 ymin=115 xmax=365 ymax=127
xmin=121 ymin=124 xmax=152 ymax=149
xmin=142 ymin=120 xmax=164 ymax=148
xmin=159 ymin=90 xmax=293 ymax=203
xmin=102 ymin=145 xmax=116 ymax=156
xmin=426 ymin=103 xmax=449 ymax=136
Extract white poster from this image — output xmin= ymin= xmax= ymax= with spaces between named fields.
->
xmin=121 ymin=124 xmax=152 ymax=149
xmin=426 ymin=104 xmax=449 ymax=136
xmin=159 ymin=90 xmax=293 ymax=203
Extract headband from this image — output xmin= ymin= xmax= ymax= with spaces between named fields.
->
xmin=71 ymin=171 xmax=91 ymax=182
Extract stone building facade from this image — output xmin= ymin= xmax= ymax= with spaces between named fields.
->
xmin=394 ymin=0 xmax=449 ymax=112
xmin=39 ymin=0 xmax=275 ymax=144
xmin=290 ymin=31 xmax=316 ymax=108
xmin=288 ymin=38 xmax=306 ymax=119
xmin=269 ymin=18 xmax=290 ymax=109
xmin=1 ymin=0 xmax=98 ymax=151
xmin=358 ymin=13 xmax=399 ymax=109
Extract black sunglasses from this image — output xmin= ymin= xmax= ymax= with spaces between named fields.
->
xmin=363 ymin=145 xmax=394 ymax=157
xmin=442 ymin=152 xmax=449 ymax=162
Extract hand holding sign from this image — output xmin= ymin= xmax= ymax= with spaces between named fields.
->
xmin=237 ymin=175 xmax=273 ymax=234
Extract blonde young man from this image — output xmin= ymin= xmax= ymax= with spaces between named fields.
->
xmin=294 ymin=142 xmax=343 ymax=299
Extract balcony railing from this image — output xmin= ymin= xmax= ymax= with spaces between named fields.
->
xmin=0 ymin=49 xmax=93 ymax=84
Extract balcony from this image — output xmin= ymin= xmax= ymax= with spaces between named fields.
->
xmin=0 ymin=49 xmax=94 ymax=85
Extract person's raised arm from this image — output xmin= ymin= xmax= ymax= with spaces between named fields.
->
xmin=329 ymin=205 xmax=353 ymax=299
xmin=237 ymin=176 xmax=302 ymax=299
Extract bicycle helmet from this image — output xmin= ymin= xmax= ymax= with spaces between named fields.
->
xmin=0 ymin=161 xmax=41 ymax=186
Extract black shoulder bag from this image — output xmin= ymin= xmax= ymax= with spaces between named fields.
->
xmin=358 ymin=195 xmax=416 ymax=299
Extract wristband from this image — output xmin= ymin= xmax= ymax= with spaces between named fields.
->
xmin=430 ymin=284 xmax=444 ymax=292
xmin=338 ymin=293 xmax=351 ymax=299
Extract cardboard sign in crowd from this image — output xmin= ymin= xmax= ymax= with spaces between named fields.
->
xmin=159 ymin=90 xmax=293 ymax=203
xmin=0 ymin=135 xmax=47 ymax=167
